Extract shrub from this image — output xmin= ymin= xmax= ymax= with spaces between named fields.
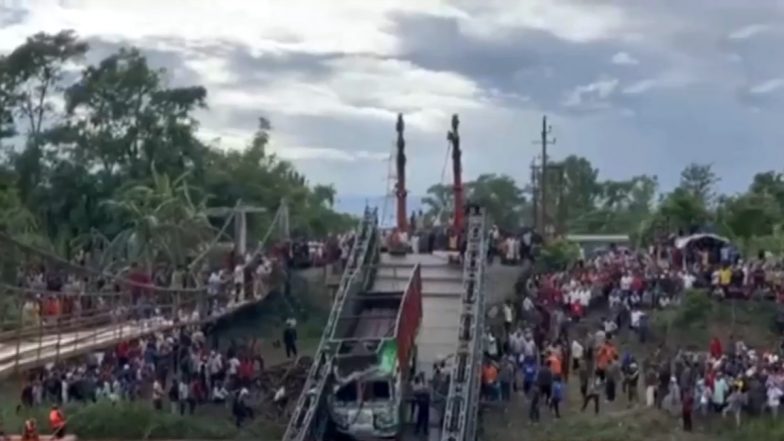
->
xmin=535 ymin=238 xmax=580 ymax=273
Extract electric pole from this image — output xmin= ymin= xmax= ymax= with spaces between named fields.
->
xmin=530 ymin=158 xmax=538 ymax=231
xmin=532 ymin=116 xmax=556 ymax=237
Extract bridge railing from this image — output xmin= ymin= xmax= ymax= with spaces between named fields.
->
xmin=0 ymin=265 xmax=280 ymax=379
xmin=282 ymin=207 xmax=380 ymax=441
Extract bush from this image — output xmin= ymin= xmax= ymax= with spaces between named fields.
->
xmin=535 ymin=238 xmax=580 ymax=273
xmin=5 ymin=402 xmax=239 ymax=440
xmin=674 ymin=289 xmax=713 ymax=328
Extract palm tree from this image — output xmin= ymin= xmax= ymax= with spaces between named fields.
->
xmin=421 ymin=183 xmax=453 ymax=226
xmin=102 ymin=164 xmax=217 ymax=269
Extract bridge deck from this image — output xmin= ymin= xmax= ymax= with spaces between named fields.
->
xmin=372 ymin=252 xmax=463 ymax=441
xmin=376 ymin=252 xmax=463 ymax=378
xmin=0 ymin=294 xmax=268 ymax=378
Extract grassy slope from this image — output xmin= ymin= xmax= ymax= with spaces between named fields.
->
xmin=483 ymin=291 xmax=784 ymax=441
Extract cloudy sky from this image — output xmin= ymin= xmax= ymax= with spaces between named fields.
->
xmin=3 ymin=0 xmax=784 ymax=211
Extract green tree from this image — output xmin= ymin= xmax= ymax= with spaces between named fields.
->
xmin=468 ymin=173 xmax=526 ymax=231
xmin=0 ymin=30 xmax=88 ymax=201
xmin=421 ymin=183 xmax=453 ymax=226
xmin=62 ymin=47 xmax=207 ymax=179
xmin=558 ymin=155 xmax=601 ymax=220
xmin=679 ymin=163 xmax=719 ymax=207
xmin=102 ymin=165 xmax=215 ymax=268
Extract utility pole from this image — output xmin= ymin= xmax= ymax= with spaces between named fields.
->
xmin=532 ymin=116 xmax=556 ymax=237
xmin=395 ymin=113 xmax=408 ymax=232
xmin=530 ymin=158 xmax=538 ymax=231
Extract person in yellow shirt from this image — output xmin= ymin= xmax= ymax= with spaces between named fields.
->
xmin=719 ymin=265 xmax=732 ymax=287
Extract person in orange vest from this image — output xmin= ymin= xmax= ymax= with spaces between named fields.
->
xmin=49 ymin=405 xmax=66 ymax=439
xmin=21 ymin=418 xmax=39 ymax=441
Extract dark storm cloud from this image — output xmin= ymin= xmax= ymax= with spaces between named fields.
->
xmin=389 ymin=13 xmax=658 ymax=112
xmin=219 ymin=45 xmax=348 ymax=84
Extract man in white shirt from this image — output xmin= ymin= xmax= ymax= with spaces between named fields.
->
xmin=571 ymin=339 xmax=584 ymax=370
xmin=212 ymin=382 xmax=229 ymax=403
xmin=208 ymin=351 xmax=223 ymax=387
xmin=152 ymin=380 xmax=164 ymax=410
xmin=233 ymin=264 xmax=244 ymax=303
xmin=620 ymin=272 xmax=633 ymax=294
xmin=228 ymin=356 xmax=241 ymax=380
xmin=681 ymin=271 xmax=696 ymax=290
xmin=630 ymin=308 xmax=644 ymax=330
xmin=502 ymin=300 xmax=514 ymax=335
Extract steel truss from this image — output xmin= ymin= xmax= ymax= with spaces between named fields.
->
xmin=282 ymin=208 xmax=379 ymax=441
xmin=440 ymin=205 xmax=487 ymax=441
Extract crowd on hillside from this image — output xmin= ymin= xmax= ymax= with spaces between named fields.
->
xmin=2 ymin=229 xmax=363 ymax=439
xmin=479 ymin=236 xmax=784 ymax=431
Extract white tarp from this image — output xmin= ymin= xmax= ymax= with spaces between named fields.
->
xmin=674 ymin=233 xmax=730 ymax=250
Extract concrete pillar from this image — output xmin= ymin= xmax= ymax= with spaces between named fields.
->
xmin=234 ymin=210 xmax=247 ymax=255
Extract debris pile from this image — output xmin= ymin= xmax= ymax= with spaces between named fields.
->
xmin=256 ymin=356 xmax=313 ymax=423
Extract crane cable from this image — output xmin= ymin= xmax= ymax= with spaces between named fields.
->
xmin=434 ymin=140 xmax=452 ymax=226
xmin=380 ymin=146 xmax=394 ymax=228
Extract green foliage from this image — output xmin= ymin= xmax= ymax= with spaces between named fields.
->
xmin=422 ymin=174 xmax=527 ymax=231
xmin=468 ymin=173 xmax=527 ymax=231
xmin=652 ymin=290 xmax=778 ymax=350
xmin=0 ymin=31 xmax=353 ymax=260
xmin=2 ymin=401 xmax=282 ymax=440
xmin=536 ymin=238 xmax=580 ymax=272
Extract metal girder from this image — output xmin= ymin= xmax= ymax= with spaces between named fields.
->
xmin=204 ymin=206 xmax=268 ymax=216
xmin=440 ymin=205 xmax=487 ymax=441
xmin=282 ymin=207 xmax=379 ymax=441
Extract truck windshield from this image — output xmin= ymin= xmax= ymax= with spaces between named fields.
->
xmin=336 ymin=382 xmax=358 ymax=402
xmin=362 ymin=380 xmax=391 ymax=401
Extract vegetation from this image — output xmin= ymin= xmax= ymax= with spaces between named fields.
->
xmin=652 ymin=290 xmax=779 ymax=351
xmin=0 ymin=30 xmax=353 ymax=267
xmin=1 ymin=401 xmax=282 ymax=440
xmin=422 ymin=156 xmax=784 ymax=254
xmin=535 ymin=238 xmax=580 ymax=272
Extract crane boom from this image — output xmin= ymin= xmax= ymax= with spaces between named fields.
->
xmin=395 ymin=114 xmax=408 ymax=232
xmin=448 ymin=114 xmax=465 ymax=234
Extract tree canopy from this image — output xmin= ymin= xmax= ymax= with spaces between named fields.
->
xmin=420 ymin=153 xmax=784 ymax=255
xmin=0 ymin=30 xmax=353 ymax=264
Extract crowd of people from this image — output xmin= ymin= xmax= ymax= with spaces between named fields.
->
xmin=14 ymin=313 xmax=302 ymax=434
xmin=11 ymin=230 xmax=358 ymax=330
xmin=479 ymin=236 xmax=784 ymax=432
xmin=3 ymin=230 xmax=356 ymax=438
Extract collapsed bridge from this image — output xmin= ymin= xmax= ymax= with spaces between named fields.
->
xmin=282 ymin=204 xmax=488 ymax=441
